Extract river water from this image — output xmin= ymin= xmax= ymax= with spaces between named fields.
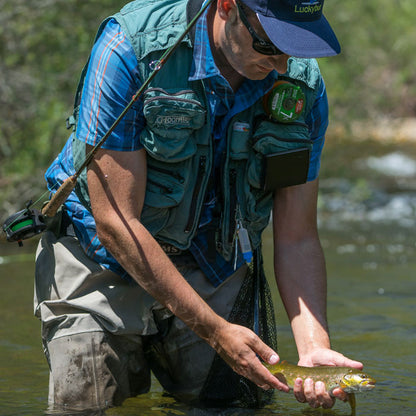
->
xmin=1 ymin=139 xmax=415 ymax=415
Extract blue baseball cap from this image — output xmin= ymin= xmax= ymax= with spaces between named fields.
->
xmin=241 ymin=0 xmax=341 ymax=58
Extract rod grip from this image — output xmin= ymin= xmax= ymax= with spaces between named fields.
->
xmin=42 ymin=175 xmax=77 ymax=217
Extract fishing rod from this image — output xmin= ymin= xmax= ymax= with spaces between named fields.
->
xmin=2 ymin=0 xmax=214 ymax=246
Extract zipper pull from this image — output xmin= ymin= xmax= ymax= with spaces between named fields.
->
xmin=237 ymin=220 xmax=253 ymax=265
xmin=233 ymin=231 xmax=238 ymax=271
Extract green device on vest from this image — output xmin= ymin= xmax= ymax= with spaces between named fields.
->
xmin=263 ymin=80 xmax=305 ymax=123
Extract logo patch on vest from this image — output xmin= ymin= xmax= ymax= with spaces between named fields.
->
xmin=155 ymin=114 xmax=192 ymax=128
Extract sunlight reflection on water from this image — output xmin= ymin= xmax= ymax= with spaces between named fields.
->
xmin=1 ymin=151 xmax=416 ymax=415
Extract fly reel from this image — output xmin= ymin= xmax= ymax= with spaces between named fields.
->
xmin=2 ymin=205 xmax=47 ymax=246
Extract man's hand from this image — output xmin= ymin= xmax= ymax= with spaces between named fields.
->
xmin=293 ymin=348 xmax=363 ymax=409
xmin=209 ymin=322 xmax=290 ymax=392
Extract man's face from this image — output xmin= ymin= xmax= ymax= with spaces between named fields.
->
xmin=221 ymin=1 xmax=290 ymax=80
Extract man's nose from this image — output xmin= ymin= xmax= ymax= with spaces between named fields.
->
xmin=270 ymin=54 xmax=290 ymax=74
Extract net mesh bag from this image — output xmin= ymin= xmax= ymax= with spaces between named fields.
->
xmin=199 ymin=248 xmax=277 ymax=408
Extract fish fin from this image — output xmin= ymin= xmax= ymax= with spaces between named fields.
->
xmin=274 ymin=372 xmax=287 ymax=385
xmin=348 ymin=393 xmax=356 ymax=416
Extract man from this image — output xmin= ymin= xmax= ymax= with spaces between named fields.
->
xmin=35 ymin=0 xmax=363 ymax=411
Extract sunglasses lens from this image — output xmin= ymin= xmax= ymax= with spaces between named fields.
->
xmin=236 ymin=0 xmax=285 ymax=56
xmin=253 ymin=41 xmax=282 ymax=56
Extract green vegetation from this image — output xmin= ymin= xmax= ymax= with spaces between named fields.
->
xmin=321 ymin=0 xmax=416 ymax=121
xmin=1 ymin=0 xmax=415 ymax=219
xmin=0 ymin=0 xmax=126 ymax=218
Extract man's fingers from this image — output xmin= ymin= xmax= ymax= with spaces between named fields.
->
xmin=315 ymin=381 xmax=336 ymax=409
xmin=215 ymin=325 xmax=290 ymax=393
xmin=293 ymin=378 xmax=306 ymax=403
xmin=251 ymin=357 xmax=289 ymax=392
xmin=332 ymin=387 xmax=348 ymax=401
xmin=294 ymin=378 xmax=336 ymax=409
xmin=249 ymin=336 xmax=280 ymax=365
xmin=242 ymin=332 xmax=289 ymax=391
xmin=303 ymin=378 xmax=320 ymax=407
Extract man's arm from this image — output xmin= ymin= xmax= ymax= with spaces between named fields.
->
xmin=87 ymin=146 xmax=286 ymax=391
xmin=273 ymin=179 xmax=363 ymax=408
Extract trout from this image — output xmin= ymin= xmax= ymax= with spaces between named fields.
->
xmin=266 ymin=361 xmax=376 ymax=415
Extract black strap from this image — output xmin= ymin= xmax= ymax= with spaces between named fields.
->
xmin=186 ymin=0 xmax=206 ymax=45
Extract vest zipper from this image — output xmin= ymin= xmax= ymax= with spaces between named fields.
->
xmin=184 ymin=155 xmax=207 ymax=233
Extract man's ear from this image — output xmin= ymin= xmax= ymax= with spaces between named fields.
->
xmin=217 ymin=0 xmax=236 ymax=19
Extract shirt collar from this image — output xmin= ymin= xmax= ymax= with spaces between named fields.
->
xmin=188 ymin=4 xmax=220 ymax=81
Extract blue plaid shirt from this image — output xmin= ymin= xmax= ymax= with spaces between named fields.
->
xmin=45 ymin=11 xmax=328 ymax=286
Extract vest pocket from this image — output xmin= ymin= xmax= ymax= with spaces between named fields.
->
xmin=141 ymin=157 xmax=191 ymax=235
xmin=141 ymin=88 xmax=206 ymax=162
xmin=247 ymin=119 xmax=312 ymax=189
xmin=144 ymin=157 xmax=190 ymax=208
xmin=140 ymin=88 xmax=206 ymax=233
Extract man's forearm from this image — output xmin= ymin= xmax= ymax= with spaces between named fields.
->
xmin=274 ymin=235 xmax=331 ymax=358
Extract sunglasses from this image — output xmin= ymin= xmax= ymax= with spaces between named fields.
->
xmin=236 ymin=1 xmax=284 ymax=56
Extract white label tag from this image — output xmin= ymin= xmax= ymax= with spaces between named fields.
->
xmin=233 ymin=122 xmax=250 ymax=133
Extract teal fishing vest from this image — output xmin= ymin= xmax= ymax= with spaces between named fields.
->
xmin=72 ymin=0 xmax=322 ymax=262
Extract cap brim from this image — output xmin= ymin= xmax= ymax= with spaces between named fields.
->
xmin=258 ymin=14 xmax=341 ymax=58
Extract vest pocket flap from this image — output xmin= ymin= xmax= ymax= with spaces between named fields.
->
xmin=252 ymin=120 xmax=312 ymax=154
xmin=141 ymin=128 xmax=197 ymax=162
xmin=248 ymin=120 xmax=312 ymax=189
xmin=143 ymin=88 xmax=206 ymax=130
xmin=141 ymin=88 xmax=206 ymax=162
xmin=144 ymin=158 xmax=189 ymax=208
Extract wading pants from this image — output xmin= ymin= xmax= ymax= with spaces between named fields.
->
xmin=35 ymin=231 xmax=246 ymax=411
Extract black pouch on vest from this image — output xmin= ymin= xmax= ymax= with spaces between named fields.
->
xmin=262 ymin=147 xmax=310 ymax=191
